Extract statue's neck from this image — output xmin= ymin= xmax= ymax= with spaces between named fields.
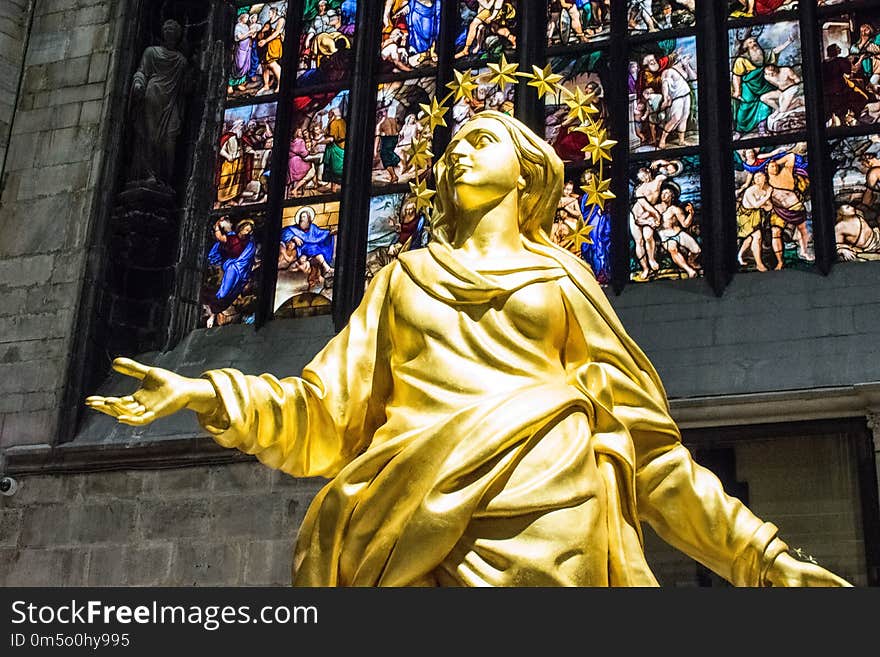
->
xmin=452 ymin=189 xmax=522 ymax=259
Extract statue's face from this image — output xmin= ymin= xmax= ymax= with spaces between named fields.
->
xmin=446 ymin=117 xmax=521 ymax=212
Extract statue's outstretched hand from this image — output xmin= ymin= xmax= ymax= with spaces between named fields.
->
xmin=765 ymin=552 xmax=853 ymax=587
xmin=85 ymin=357 xmax=216 ymax=427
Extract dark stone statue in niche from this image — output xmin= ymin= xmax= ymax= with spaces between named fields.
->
xmin=126 ymin=18 xmax=191 ymax=186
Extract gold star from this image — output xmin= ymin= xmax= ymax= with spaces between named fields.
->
xmin=525 ymin=64 xmax=564 ymax=99
xmin=564 ymin=86 xmax=599 ymax=124
xmin=581 ymin=174 xmax=616 ymax=211
xmin=409 ymin=178 xmax=436 ymax=212
xmin=447 ymin=69 xmax=478 ymax=103
xmin=569 ymin=217 xmax=596 ymax=252
xmin=408 ymin=137 xmax=434 ymax=171
xmin=419 ymin=97 xmax=449 ymax=132
xmin=581 ymin=127 xmax=617 ymax=164
xmin=487 ymin=53 xmax=519 ymax=89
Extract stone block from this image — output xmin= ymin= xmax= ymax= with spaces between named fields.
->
xmin=210 ymin=460 xmax=271 ymax=493
xmin=0 ymin=195 xmax=73 ymax=256
xmin=209 ymin=494 xmax=281 ymax=539
xmin=126 ymin=543 xmax=174 ymax=586
xmin=1 ymin=548 xmax=89 ymax=586
xmin=84 ymin=544 xmax=126 ymax=584
xmin=49 ymin=250 xmax=86 ymax=284
xmin=0 ymin=508 xmax=22 ymax=547
xmin=66 ymin=23 xmax=109 ymax=58
xmin=172 ymin=541 xmax=242 ymax=586
xmin=0 ymin=408 xmax=57 ymax=447
xmin=242 ymin=540 xmax=292 ymax=586
xmin=45 ymin=55 xmax=89 ymax=88
xmin=16 ymin=161 xmax=90 ymax=200
xmin=35 ymin=124 xmax=99 ymax=167
xmin=2 ymin=129 xmax=38 ymax=170
xmin=0 ymin=288 xmax=28 ymax=317
xmin=88 ymin=50 xmax=109 ymax=83
xmin=32 ymin=10 xmax=76 ymax=34
xmin=0 ymin=311 xmax=71 ymax=344
xmin=0 ymin=337 xmax=67 ymax=364
xmin=20 ymin=503 xmax=72 ymax=546
xmin=137 ymin=499 xmax=211 ymax=540
xmin=0 ymin=359 xmax=63 ymax=394
xmin=75 ymin=3 xmax=110 ymax=27
xmin=82 ymin=470 xmax=145 ymax=498
xmin=25 ymin=32 xmax=71 ymax=66
xmin=144 ymin=466 xmax=212 ymax=496
xmin=68 ymin=501 xmax=137 ymax=544
xmin=47 ymin=81 xmax=105 ymax=107
xmin=79 ymin=98 xmax=101 ymax=124
xmin=39 ymin=0 xmax=78 ymax=16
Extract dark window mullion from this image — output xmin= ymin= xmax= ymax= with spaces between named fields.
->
xmin=256 ymin=0 xmax=303 ymax=328
xmin=697 ymin=0 xmax=730 ymax=296
xmin=608 ymin=0 xmax=630 ymax=295
xmin=332 ymin=0 xmax=382 ymax=330
xmin=800 ymin=0 xmax=836 ymax=275
xmin=514 ymin=0 xmax=545 ymax=134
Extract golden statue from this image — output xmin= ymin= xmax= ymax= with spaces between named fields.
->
xmin=87 ymin=111 xmax=851 ymax=587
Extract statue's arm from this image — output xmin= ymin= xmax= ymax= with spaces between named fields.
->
xmin=635 ymin=441 xmax=851 ymax=586
xmin=195 ymin=263 xmax=396 ymax=478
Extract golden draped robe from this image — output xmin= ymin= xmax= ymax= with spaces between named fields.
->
xmin=197 ymin=239 xmax=788 ymax=587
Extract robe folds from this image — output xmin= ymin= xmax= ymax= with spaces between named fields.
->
xmin=198 ymin=240 xmax=788 ymax=587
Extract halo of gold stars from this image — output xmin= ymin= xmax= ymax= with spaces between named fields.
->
xmin=400 ymin=58 xmax=615 ymax=248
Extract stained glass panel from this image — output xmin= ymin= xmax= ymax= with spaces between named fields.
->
xmin=275 ymin=201 xmax=339 ymax=318
xmin=214 ymin=103 xmax=277 ymax=209
xmin=287 ymin=90 xmax=350 ymax=198
xmin=629 ymin=155 xmax=703 ymax=282
xmin=627 ymin=1 xmax=695 ymax=35
xmin=729 ymin=21 xmax=804 ymax=140
xmin=729 ymin=1 xmax=798 ymax=18
xmin=296 ymin=0 xmax=357 ymax=85
xmin=366 ymin=193 xmax=431 ymax=286
xmin=451 ymin=66 xmax=516 ymax=135
xmin=380 ymin=1 xmax=442 ymax=73
xmin=821 ymin=12 xmax=880 ymax=127
xmin=373 ymin=78 xmax=436 ymax=185
xmin=554 ymin=169 xmax=612 ymax=286
xmin=733 ymin=142 xmax=814 ymax=271
xmin=454 ymin=0 xmax=517 ymax=62
xmin=545 ymin=52 xmax=608 ymax=164
xmin=199 ymin=213 xmax=264 ymax=328
xmin=830 ymin=134 xmax=880 ymax=262
xmin=629 ymin=37 xmax=699 ymax=153
xmin=227 ymin=2 xmax=288 ymax=100
xmin=547 ymin=0 xmax=610 ymax=47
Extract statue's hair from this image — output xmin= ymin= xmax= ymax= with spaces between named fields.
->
xmin=431 ymin=111 xmax=564 ymax=248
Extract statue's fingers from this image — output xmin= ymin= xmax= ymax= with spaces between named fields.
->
xmin=104 ymin=398 xmax=142 ymax=417
xmin=112 ymin=357 xmax=151 ymax=380
xmin=117 ymin=411 xmax=156 ymax=427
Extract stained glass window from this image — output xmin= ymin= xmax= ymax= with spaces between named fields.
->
xmin=455 ymin=0 xmax=517 ymax=63
xmin=821 ymin=10 xmax=880 ymax=127
xmin=548 ymin=0 xmax=610 ymax=46
xmin=729 ymin=1 xmax=799 ymax=19
xmin=629 ymin=37 xmax=699 ymax=153
xmin=830 ymin=135 xmax=880 ymax=262
xmin=374 ymin=78 xmax=436 ymax=185
xmin=200 ymin=213 xmax=264 ymax=327
xmin=366 ymin=193 xmax=431 ymax=286
xmin=205 ymin=0 xmax=880 ymax=331
xmin=627 ymin=0 xmax=696 ymax=34
xmin=214 ymin=103 xmax=277 ymax=209
xmin=451 ymin=66 xmax=516 ymax=135
xmin=297 ymin=0 xmax=358 ymax=85
xmin=729 ymin=21 xmax=804 ymax=140
xmin=287 ymin=90 xmax=350 ymax=198
xmin=228 ymin=3 xmax=288 ymax=100
xmin=553 ymin=168 xmax=612 ymax=285
xmin=629 ymin=156 xmax=702 ymax=282
xmin=733 ymin=142 xmax=814 ymax=271
xmin=380 ymin=1 xmax=443 ymax=73
xmin=545 ymin=53 xmax=608 ymax=163
xmin=275 ymin=201 xmax=339 ymax=318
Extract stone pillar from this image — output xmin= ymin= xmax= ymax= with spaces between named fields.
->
xmin=867 ymin=410 xmax=880 ymax=504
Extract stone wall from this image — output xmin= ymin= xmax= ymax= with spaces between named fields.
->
xmin=0 ymin=0 xmax=121 ymax=449
xmin=0 ymin=461 xmax=325 ymax=586
xmin=0 ymin=0 xmax=31 ymax=172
